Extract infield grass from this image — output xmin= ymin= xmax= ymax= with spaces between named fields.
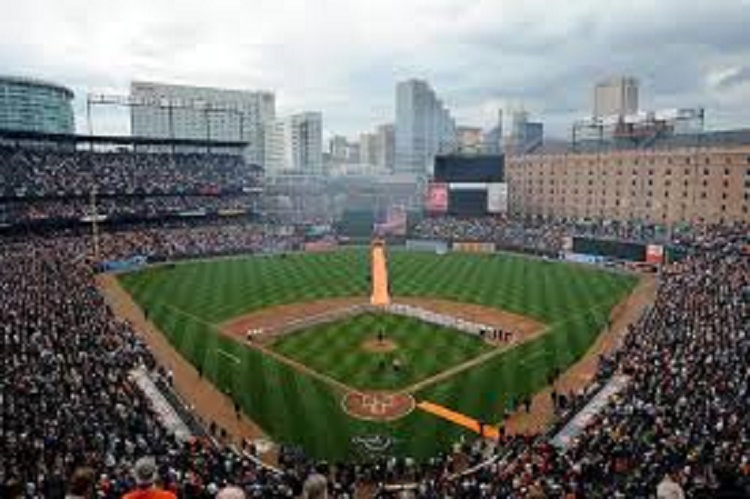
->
xmin=271 ymin=312 xmax=492 ymax=390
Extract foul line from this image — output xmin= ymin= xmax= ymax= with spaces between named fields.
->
xmin=217 ymin=349 xmax=241 ymax=364
xmin=403 ymin=336 xmax=534 ymax=394
xmin=158 ymin=302 xmax=361 ymax=396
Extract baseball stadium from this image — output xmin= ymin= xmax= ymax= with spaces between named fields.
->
xmin=1 ymin=75 xmax=749 ymax=497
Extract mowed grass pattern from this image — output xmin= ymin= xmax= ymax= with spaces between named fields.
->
xmin=271 ymin=312 xmax=492 ymax=390
xmin=119 ymin=249 xmax=638 ymax=460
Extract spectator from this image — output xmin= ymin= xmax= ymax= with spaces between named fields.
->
xmin=657 ymin=471 xmax=686 ymax=499
xmin=215 ymin=486 xmax=246 ymax=499
xmin=65 ymin=467 xmax=96 ymax=499
xmin=122 ymin=457 xmax=176 ymax=499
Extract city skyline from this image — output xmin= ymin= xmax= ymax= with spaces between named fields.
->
xmin=1 ymin=0 xmax=750 ymax=138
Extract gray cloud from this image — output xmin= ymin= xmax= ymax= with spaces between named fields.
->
xmin=714 ymin=66 xmax=750 ymax=89
xmin=0 ymin=0 xmax=749 ymax=138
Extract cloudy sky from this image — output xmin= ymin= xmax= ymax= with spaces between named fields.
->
xmin=2 ymin=0 xmax=750 ymax=138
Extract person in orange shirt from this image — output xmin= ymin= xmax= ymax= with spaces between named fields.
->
xmin=122 ymin=457 xmax=176 ymax=499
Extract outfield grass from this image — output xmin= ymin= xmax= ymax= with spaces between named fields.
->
xmin=119 ymin=249 xmax=638 ymax=460
xmin=271 ymin=312 xmax=492 ymax=390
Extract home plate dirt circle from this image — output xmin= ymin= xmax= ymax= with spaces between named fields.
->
xmin=361 ymin=338 xmax=399 ymax=353
xmin=342 ymin=391 xmax=416 ymax=421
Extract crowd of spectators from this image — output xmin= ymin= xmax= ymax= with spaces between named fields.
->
xmin=1 ymin=195 xmax=256 ymax=224
xmin=1 ymin=216 xmax=748 ymax=498
xmin=412 ymin=216 xmax=567 ymax=253
xmin=411 ymin=215 xmax=745 ymax=252
xmin=0 ymin=147 xmax=259 ymax=197
xmin=0 ymin=238 xmax=356 ymax=498
xmin=88 ymin=223 xmax=299 ymax=262
xmin=436 ymin=225 xmax=749 ymax=497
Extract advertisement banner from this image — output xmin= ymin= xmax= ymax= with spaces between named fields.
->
xmin=486 ymin=183 xmax=508 ymax=213
xmin=304 ymin=237 xmax=338 ymax=252
xmin=564 ymin=253 xmax=607 ymax=265
xmin=425 ymin=183 xmax=449 ymax=213
xmin=453 ymin=241 xmax=496 ymax=254
xmin=405 ymin=239 xmax=448 ymax=253
xmin=645 ymin=244 xmax=665 ymax=264
xmin=100 ymin=255 xmax=148 ymax=272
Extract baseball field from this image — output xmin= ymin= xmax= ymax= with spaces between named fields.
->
xmin=117 ymin=248 xmax=638 ymax=460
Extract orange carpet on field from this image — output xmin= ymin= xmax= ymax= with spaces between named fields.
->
xmin=370 ymin=241 xmax=391 ymax=306
xmin=417 ymin=401 xmax=499 ymax=439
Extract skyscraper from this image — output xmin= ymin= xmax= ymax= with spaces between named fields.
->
xmin=593 ymin=76 xmax=639 ymax=118
xmin=395 ymin=79 xmax=456 ymax=175
xmin=264 ymin=112 xmax=322 ymax=175
xmin=482 ymin=109 xmax=503 ymax=155
xmin=375 ymin=123 xmax=395 ymax=172
xmin=359 ymin=132 xmax=379 ymax=166
xmin=130 ymin=81 xmax=275 ymax=166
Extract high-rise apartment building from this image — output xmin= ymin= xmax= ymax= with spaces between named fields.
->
xmin=130 ymin=81 xmax=275 ymax=165
xmin=0 ymin=75 xmax=75 ymax=134
xmin=482 ymin=109 xmax=504 ymax=155
xmin=359 ymin=132 xmax=379 ymax=166
xmin=375 ymin=123 xmax=395 ymax=172
xmin=264 ymin=112 xmax=323 ymax=175
xmin=395 ymin=79 xmax=456 ymax=175
xmin=593 ymin=76 xmax=639 ymax=118
xmin=505 ymin=110 xmax=544 ymax=154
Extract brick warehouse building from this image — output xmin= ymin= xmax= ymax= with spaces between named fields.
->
xmin=506 ymin=130 xmax=750 ymax=224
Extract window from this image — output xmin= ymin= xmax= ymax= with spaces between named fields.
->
xmin=704 ymin=169 xmax=710 ymax=175
xmin=701 ymin=192 xmax=707 ymax=199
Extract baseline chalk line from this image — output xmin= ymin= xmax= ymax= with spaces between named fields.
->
xmin=217 ymin=349 xmax=241 ymax=364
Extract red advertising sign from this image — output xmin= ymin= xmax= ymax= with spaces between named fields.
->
xmin=645 ymin=244 xmax=664 ymax=264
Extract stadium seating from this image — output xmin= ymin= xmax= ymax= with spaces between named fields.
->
xmin=0 ymin=147 xmax=261 ymax=227
xmin=1 ymin=158 xmax=748 ymax=496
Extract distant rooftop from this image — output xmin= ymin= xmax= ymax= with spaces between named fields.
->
xmin=524 ymin=129 xmax=750 ymax=155
xmin=0 ymin=75 xmax=74 ymax=99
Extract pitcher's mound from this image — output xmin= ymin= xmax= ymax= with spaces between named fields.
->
xmin=362 ymin=338 xmax=398 ymax=353
xmin=342 ymin=391 xmax=415 ymax=421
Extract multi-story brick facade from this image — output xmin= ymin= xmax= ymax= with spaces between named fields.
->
xmin=507 ymin=140 xmax=750 ymax=225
